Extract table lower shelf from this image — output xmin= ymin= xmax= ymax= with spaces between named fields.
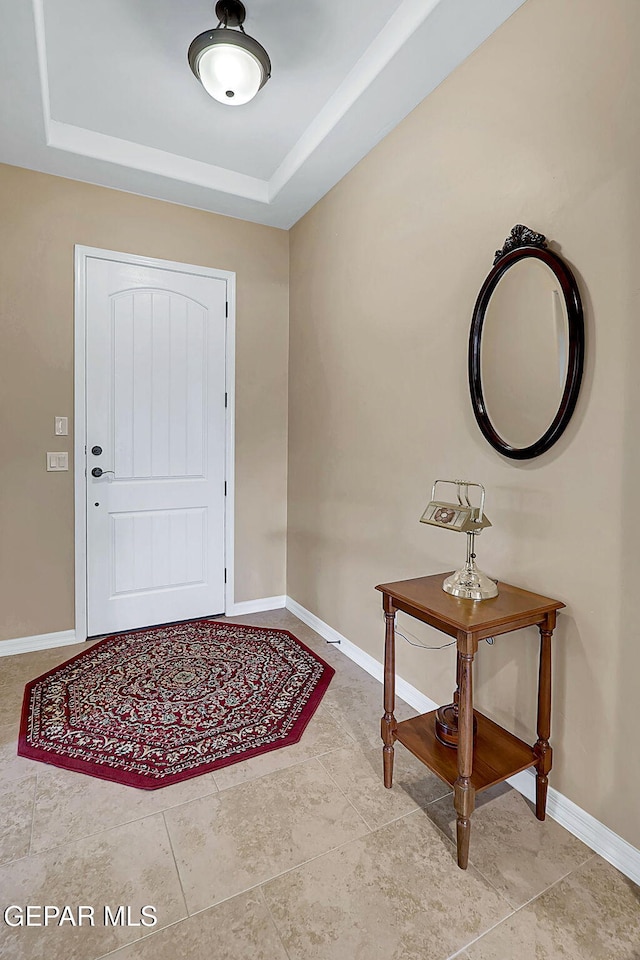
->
xmin=394 ymin=709 xmax=537 ymax=792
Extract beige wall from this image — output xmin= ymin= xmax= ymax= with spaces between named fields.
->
xmin=2 ymin=0 xmax=638 ymax=851
xmin=288 ymin=0 xmax=640 ymax=848
xmin=0 ymin=165 xmax=289 ymax=642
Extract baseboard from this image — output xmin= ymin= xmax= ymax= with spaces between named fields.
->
xmin=0 ymin=597 xmax=288 ymax=656
xmin=285 ymin=595 xmax=640 ymax=887
xmin=226 ymin=595 xmax=286 ymax=617
xmin=0 ymin=630 xmax=78 ymax=658
xmin=507 ymin=768 xmax=640 ymax=886
xmin=285 ymin=597 xmax=437 ymax=716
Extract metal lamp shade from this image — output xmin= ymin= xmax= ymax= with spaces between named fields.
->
xmin=188 ymin=28 xmax=271 ymax=105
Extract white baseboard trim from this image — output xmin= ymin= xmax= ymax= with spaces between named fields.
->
xmin=285 ymin=595 xmax=640 ymax=887
xmin=0 ymin=596 xmax=289 ymax=657
xmin=0 ymin=630 xmax=79 ymax=658
xmin=226 ymin=595 xmax=286 ymax=617
xmin=286 ymin=595 xmax=437 ymax=715
xmin=508 ymin=768 xmax=640 ymax=886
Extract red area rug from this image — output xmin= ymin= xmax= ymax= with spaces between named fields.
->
xmin=18 ymin=620 xmax=334 ymax=789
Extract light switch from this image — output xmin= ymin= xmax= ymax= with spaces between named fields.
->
xmin=54 ymin=416 xmax=69 ymax=436
xmin=47 ymin=452 xmax=69 ymax=472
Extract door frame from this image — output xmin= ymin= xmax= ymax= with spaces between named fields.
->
xmin=74 ymin=245 xmax=236 ymax=641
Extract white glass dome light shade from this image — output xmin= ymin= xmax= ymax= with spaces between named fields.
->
xmin=198 ymin=44 xmax=262 ymax=105
xmin=189 ymin=29 xmax=271 ymax=106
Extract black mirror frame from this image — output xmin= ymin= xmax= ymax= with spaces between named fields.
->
xmin=468 ymin=225 xmax=585 ymax=460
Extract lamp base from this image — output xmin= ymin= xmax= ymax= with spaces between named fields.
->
xmin=443 ymin=563 xmax=498 ymax=601
xmin=435 ymin=703 xmax=478 ymax=748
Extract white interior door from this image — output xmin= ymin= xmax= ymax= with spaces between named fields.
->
xmin=85 ymin=256 xmax=228 ymax=636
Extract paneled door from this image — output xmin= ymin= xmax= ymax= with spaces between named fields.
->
xmin=85 ymin=255 xmax=228 ymax=636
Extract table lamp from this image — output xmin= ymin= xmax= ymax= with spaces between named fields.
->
xmin=420 ymin=480 xmax=498 ymax=600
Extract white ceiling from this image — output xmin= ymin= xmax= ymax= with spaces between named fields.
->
xmin=0 ymin=0 xmax=526 ymax=228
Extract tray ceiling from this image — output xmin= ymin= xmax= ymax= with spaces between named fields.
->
xmin=0 ymin=0 xmax=526 ymax=228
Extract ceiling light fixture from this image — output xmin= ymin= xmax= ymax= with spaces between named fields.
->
xmin=188 ymin=0 xmax=271 ymax=106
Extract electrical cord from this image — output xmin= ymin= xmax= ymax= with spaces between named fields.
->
xmin=395 ymin=629 xmax=456 ymax=651
xmin=385 ymin=613 xmax=495 ymax=650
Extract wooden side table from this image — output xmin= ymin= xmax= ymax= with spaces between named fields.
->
xmin=376 ymin=573 xmax=564 ymax=869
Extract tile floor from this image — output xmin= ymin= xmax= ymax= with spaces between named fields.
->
xmin=1 ymin=609 xmax=639 ymax=960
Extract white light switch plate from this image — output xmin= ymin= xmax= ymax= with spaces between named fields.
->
xmin=47 ymin=452 xmax=69 ymax=471
xmin=54 ymin=416 xmax=68 ymax=436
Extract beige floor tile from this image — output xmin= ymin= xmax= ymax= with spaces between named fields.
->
xmin=6 ymin=613 xmax=629 ymax=960
xmin=0 ymin=722 xmax=39 ymax=782
xmin=322 ymin=675 xmax=417 ymax=747
xmin=0 ymin=774 xmax=36 ymax=865
xmin=1 ymin=642 xmax=92 ymax=678
xmin=426 ymin=783 xmax=593 ymax=908
xmin=263 ymin=810 xmax=512 ymax=960
xmin=30 ymin=764 xmax=218 ymax=854
xmin=0 ymin=643 xmax=96 ymax=727
xmin=105 ymin=890 xmax=288 ymax=960
xmin=466 ymin=856 xmax=640 ymax=960
xmin=212 ymin=705 xmax=350 ymax=790
xmin=319 ymin=741 xmax=449 ymax=830
xmin=164 ymin=756 xmax=370 ymax=914
xmin=0 ymin=814 xmax=186 ymax=960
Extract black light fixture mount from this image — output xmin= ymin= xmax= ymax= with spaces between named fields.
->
xmin=214 ymin=0 xmax=245 ymax=27
xmin=188 ymin=0 xmax=271 ymax=106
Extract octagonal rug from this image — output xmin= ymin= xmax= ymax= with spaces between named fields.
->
xmin=18 ymin=620 xmax=334 ymax=789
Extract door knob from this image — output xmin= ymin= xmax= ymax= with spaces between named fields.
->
xmin=91 ymin=445 xmax=103 ymax=456
xmin=91 ymin=467 xmax=115 ymax=478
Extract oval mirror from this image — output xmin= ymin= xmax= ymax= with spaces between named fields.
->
xmin=469 ymin=225 xmax=584 ymax=460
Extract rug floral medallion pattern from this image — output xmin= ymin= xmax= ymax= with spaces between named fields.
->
xmin=18 ymin=621 xmax=334 ymax=789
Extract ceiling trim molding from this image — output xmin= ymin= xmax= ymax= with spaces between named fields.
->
xmin=268 ymin=0 xmax=442 ymax=200
xmin=46 ymin=120 xmax=270 ymax=202
xmin=32 ymin=0 xmax=51 ymax=141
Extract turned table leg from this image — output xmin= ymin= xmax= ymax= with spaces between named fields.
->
xmin=381 ymin=602 xmax=397 ymax=788
xmin=534 ymin=611 xmax=555 ymax=820
xmin=454 ymin=647 xmax=476 ymax=869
